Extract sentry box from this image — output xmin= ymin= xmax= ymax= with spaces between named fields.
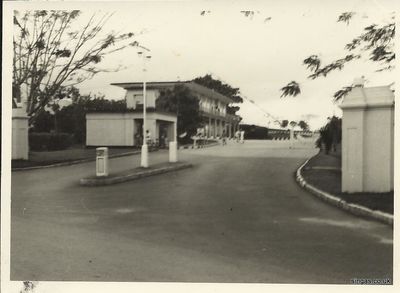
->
xmin=96 ymin=147 xmax=109 ymax=177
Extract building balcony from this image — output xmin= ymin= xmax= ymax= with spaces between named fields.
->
xmin=199 ymin=107 xmax=226 ymax=118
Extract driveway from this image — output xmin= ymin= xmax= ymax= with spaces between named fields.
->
xmin=11 ymin=139 xmax=393 ymax=283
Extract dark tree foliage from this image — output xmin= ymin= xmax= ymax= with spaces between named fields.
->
xmin=337 ymin=12 xmax=355 ymax=25
xmin=307 ymin=54 xmax=361 ymax=80
xmin=31 ymin=109 xmax=54 ymax=132
xmin=303 ymin=55 xmax=321 ymax=72
xmin=298 ymin=120 xmax=310 ymax=131
xmin=316 ymin=116 xmax=342 ymax=154
xmin=193 ymin=74 xmax=244 ymax=103
xmin=280 ymin=81 xmax=300 ymax=97
xmin=240 ymin=124 xmax=269 ymax=139
xmin=30 ymin=86 xmax=128 ymax=143
xmin=84 ymin=98 xmax=127 ymax=112
xmin=193 ymin=74 xmax=243 ymax=116
xmin=156 ymin=85 xmax=202 ymax=138
xmin=333 ymin=86 xmax=353 ymax=102
xmin=20 ymin=281 xmax=37 ymax=293
xmin=227 ymin=105 xmax=240 ymax=115
xmin=280 ymin=120 xmax=289 ymax=128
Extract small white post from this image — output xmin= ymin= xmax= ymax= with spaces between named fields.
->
xmin=169 ymin=141 xmax=178 ymax=162
xmin=96 ymin=147 xmax=109 ymax=177
xmin=141 ymin=144 xmax=149 ymax=168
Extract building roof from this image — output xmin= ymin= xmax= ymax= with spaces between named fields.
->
xmin=111 ymin=81 xmax=235 ymax=104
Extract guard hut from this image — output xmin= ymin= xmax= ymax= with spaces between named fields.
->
xmin=340 ymin=78 xmax=394 ymax=193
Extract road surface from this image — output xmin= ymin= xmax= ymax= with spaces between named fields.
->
xmin=11 ymin=139 xmax=393 ymax=283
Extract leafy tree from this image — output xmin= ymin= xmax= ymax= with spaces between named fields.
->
xmin=316 ymin=116 xmax=342 ymax=154
xmin=31 ymin=109 xmax=54 ymax=132
xmin=298 ymin=120 xmax=310 ymax=131
xmin=30 ymin=86 xmax=129 ymax=143
xmin=13 ymin=10 xmax=142 ymax=124
xmin=281 ymin=12 xmax=395 ymax=101
xmin=289 ymin=121 xmax=297 ymax=128
xmin=280 ymin=119 xmax=289 ymax=128
xmin=193 ymin=74 xmax=243 ymax=115
xmin=227 ymin=105 xmax=240 ymax=115
xmin=156 ymin=85 xmax=202 ymax=139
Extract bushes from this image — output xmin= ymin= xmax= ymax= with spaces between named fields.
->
xmin=29 ymin=132 xmax=74 ymax=151
xmin=240 ymin=124 xmax=269 ymax=139
xmin=316 ymin=116 xmax=342 ymax=154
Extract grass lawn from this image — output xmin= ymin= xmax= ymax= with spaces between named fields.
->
xmin=301 ymin=147 xmax=393 ymax=214
xmin=12 ymin=145 xmax=140 ymax=169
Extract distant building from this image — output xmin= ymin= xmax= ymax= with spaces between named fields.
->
xmin=86 ymin=81 xmax=241 ymax=147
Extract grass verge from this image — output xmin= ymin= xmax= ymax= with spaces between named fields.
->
xmin=301 ymin=150 xmax=393 ymax=214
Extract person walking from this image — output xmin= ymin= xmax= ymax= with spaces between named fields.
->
xmin=221 ymin=130 xmax=227 ymax=146
xmin=145 ymin=130 xmax=151 ymax=145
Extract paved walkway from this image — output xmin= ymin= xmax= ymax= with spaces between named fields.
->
xmin=11 ymin=139 xmax=392 ymax=283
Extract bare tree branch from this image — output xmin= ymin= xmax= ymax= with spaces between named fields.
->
xmin=13 ymin=10 xmax=142 ymax=122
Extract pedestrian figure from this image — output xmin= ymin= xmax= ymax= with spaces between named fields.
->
xmin=235 ymin=130 xmax=240 ymax=143
xmin=240 ymin=130 xmax=245 ymax=143
xmin=145 ymin=130 xmax=151 ymax=145
xmin=198 ymin=128 xmax=205 ymax=148
xmin=160 ymin=132 xmax=166 ymax=148
xmin=222 ymin=130 xmax=227 ymax=146
xmin=134 ymin=132 xmax=142 ymax=147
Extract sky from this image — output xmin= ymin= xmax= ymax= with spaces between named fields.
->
xmin=15 ymin=0 xmax=397 ymax=129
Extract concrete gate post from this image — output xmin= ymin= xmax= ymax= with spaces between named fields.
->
xmin=339 ymin=80 xmax=394 ymax=193
xmin=12 ymin=108 xmax=29 ymax=160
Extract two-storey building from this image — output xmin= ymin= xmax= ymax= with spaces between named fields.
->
xmin=86 ymin=81 xmax=241 ymax=147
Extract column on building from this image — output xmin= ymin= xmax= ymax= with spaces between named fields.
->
xmin=214 ymin=118 xmax=217 ymax=138
xmin=208 ymin=116 xmax=211 ymax=138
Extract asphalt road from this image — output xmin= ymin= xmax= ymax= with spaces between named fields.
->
xmin=11 ymin=139 xmax=393 ymax=283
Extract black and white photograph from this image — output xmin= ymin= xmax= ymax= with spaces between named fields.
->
xmin=1 ymin=0 xmax=398 ymax=292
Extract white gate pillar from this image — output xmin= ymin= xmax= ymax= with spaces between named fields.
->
xmin=12 ymin=108 xmax=29 ymax=160
xmin=340 ymin=81 xmax=394 ymax=193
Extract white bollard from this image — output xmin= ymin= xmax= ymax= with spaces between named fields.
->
xmin=141 ymin=144 xmax=149 ymax=168
xmin=96 ymin=147 xmax=109 ymax=177
xmin=169 ymin=141 xmax=178 ymax=162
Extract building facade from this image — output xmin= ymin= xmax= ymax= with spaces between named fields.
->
xmin=86 ymin=81 xmax=241 ymax=147
xmin=112 ymin=81 xmax=242 ymax=139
